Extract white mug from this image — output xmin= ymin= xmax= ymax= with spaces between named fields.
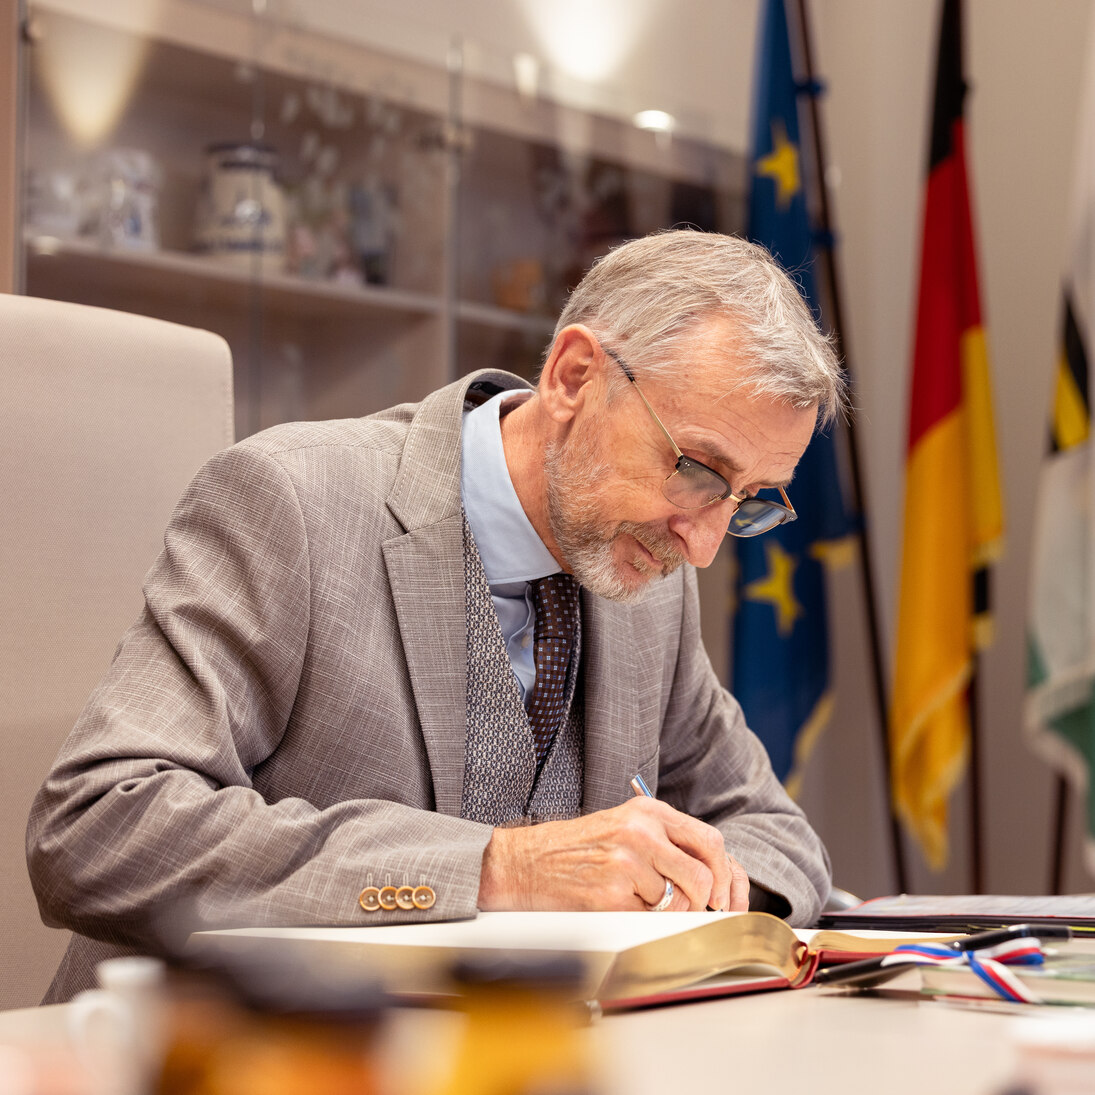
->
xmin=67 ymin=957 xmax=166 ymax=1095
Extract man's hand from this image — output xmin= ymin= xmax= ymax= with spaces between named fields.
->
xmin=477 ymin=798 xmax=750 ymax=912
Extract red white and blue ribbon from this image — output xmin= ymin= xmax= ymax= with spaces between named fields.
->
xmin=879 ymin=938 xmax=1046 ymax=1003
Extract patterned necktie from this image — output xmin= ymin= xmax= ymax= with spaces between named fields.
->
xmin=527 ymin=573 xmax=580 ymax=763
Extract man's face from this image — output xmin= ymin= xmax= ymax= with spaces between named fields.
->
xmin=545 ymin=319 xmax=818 ymax=603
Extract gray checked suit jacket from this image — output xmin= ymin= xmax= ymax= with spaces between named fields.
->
xmin=27 ymin=370 xmax=830 ymax=1002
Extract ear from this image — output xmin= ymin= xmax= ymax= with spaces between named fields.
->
xmin=537 ymin=325 xmax=604 ymax=424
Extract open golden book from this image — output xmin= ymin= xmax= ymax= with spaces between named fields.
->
xmin=192 ymin=911 xmax=952 ymax=1011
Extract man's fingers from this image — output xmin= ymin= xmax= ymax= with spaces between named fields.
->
xmin=633 ymin=839 xmax=692 ymax=910
xmin=478 ymin=801 xmax=749 ymax=914
xmin=726 ymin=854 xmax=751 ymax=912
xmin=649 ymin=841 xmax=716 ymax=910
xmin=636 ymin=799 xmax=732 ymax=909
xmin=638 ymin=871 xmax=674 ymax=910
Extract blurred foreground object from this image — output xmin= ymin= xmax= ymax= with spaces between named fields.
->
xmin=437 ymin=954 xmax=594 ymax=1095
xmin=155 ymin=949 xmax=385 ymax=1095
xmin=1009 ymin=1013 xmax=1095 ymax=1095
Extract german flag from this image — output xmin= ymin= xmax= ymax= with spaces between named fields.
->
xmin=891 ymin=0 xmax=1004 ymax=870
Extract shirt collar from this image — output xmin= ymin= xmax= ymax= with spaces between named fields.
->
xmin=461 ymin=389 xmax=561 ymax=584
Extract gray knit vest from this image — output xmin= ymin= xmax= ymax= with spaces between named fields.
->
xmin=460 ymin=518 xmax=584 ymax=825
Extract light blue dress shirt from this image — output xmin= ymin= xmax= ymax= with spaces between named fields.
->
xmin=461 ymin=390 xmax=562 ymax=700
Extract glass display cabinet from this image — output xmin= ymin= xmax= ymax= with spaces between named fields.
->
xmin=12 ymin=0 xmax=745 ymax=438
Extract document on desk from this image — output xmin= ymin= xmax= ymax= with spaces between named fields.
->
xmin=192 ymin=911 xmax=954 ymax=1012
xmin=921 ymin=952 xmax=1095 ymax=1006
xmin=818 ymin=893 xmax=1095 ymax=933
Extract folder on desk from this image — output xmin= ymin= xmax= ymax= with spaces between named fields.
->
xmin=192 ymin=911 xmax=952 ymax=1012
xmin=817 ymin=893 xmax=1095 ymax=933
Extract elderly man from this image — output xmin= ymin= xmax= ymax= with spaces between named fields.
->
xmin=28 ymin=230 xmax=843 ymax=1002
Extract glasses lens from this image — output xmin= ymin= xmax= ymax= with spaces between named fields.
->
xmin=728 ymin=491 xmax=796 ymax=537
xmin=663 ymin=457 xmax=732 ymax=509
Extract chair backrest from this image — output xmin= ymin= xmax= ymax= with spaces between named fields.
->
xmin=0 ymin=294 xmax=234 ymax=1009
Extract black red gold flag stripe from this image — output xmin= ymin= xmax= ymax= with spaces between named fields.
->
xmin=891 ymin=0 xmax=1004 ymax=869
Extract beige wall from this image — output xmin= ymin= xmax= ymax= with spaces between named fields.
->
xmin=266 ymin=0 xmax=760 ymax=149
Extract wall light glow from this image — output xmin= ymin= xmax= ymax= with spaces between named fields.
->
xmin=515 ymin=0 xmax=657 ymax=85
xmin=513 ymin=52 xmax=540 ymax=99
xmin=36 ymin=16 xmax=155 ymax=148
xmin=633 ymin=109 xmax=676 ymax=133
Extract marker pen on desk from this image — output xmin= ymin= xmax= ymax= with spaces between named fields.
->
xmin=629 ymin=773 xmax=720 ymax=911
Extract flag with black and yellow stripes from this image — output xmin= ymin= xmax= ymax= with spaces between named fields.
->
xmin=1026 ymin=14 xmax=1095 ymax=879
xmin=891 ymin=0 xmax=1004 ymax=870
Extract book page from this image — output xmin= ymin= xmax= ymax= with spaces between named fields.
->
xmin=200 ymin=910 xmax=743 ymax=955
xmin=798 ymin=927 xmax=962 ymax=953
xmin=199 ymin=913 xmax=958 ymax=965
xmin=196 ymin=911 xmax=789 ymax=1002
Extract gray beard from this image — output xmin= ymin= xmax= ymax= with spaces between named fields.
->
xmin=543 ymin=439 xmax=686 ymax=603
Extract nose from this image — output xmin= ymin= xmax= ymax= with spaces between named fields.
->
xmin=667 ymin=500 xmax=734 ymax=568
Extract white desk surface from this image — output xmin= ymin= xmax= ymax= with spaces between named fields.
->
xmin=596 ymin=985 xmax=1022 ymax=1094
xmin=0 ymin=983 xmax=1044 ymax=1095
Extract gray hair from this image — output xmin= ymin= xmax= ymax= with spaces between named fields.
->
xmin=550 ymin=230 xmax=847 ymax=426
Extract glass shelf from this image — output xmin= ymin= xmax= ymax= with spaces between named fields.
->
xmin=26 ymin=234 xmax=443 ymax=322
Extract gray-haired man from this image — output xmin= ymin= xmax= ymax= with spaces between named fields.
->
xmin=29 ymin=230 xmax=842 ymax=1001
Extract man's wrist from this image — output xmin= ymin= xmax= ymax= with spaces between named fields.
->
xmin=478 ymin=826 xmax=523 ymax=910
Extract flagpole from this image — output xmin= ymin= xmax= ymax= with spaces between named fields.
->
xmin=969 ymin=656 xmax=984 ymax=892
xmin=1050 ymin=776 xmax=1068 ymax=894
xmin=790 ymin=0 xmax=908 ymax=893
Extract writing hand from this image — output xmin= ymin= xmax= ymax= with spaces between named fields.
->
xmin=476 ymin=798 xmax=749 ymax=912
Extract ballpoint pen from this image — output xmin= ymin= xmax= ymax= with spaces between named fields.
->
xmin=813 ymin=923 xmax=1073 ymax=987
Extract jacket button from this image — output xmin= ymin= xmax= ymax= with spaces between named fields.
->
xmin=395 ymin=885 xmax=416 ymax=910
xmin=412 ymin=885 xmax=436 ymax=910
xmin=358 ymin=886 xmax=381 ymax=912
xmin=378 ymin=885 xmax=399 ymax=911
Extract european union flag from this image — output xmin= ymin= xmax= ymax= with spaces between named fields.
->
xmin=733 ymin=0 xmax=853 ymax=795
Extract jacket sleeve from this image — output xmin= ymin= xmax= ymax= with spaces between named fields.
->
xmin=26 ymin=442 xmax=493 ymax=952
xmin=654 ymin=568 xmax=832 ymax=926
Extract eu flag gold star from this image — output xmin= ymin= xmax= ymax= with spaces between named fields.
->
xmin=756 ymin=119 xmax=800 ymax=209
xmin=744 ymin=541 xmax=802 ymax=636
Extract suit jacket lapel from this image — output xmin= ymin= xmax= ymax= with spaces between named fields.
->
xmin=382 ymin=369 xmax=532 ymax=818
xmin=581 ymin=592 xmax=661 ymax=812
xmin=383 ymin=518 xmax=467 ymax=817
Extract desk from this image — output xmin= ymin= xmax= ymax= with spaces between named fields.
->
xmin=597 ymin=986 xmax=1021 ymax=1094
xmin=0 ymin=986 xmax=1032 ymax=1095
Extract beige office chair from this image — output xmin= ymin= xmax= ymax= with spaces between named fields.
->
xmin=0 ymin=294 xmax=233 ymax=1009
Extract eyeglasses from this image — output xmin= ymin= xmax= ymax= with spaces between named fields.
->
xmin=603 ymin=346 xmax=797 ymax=538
